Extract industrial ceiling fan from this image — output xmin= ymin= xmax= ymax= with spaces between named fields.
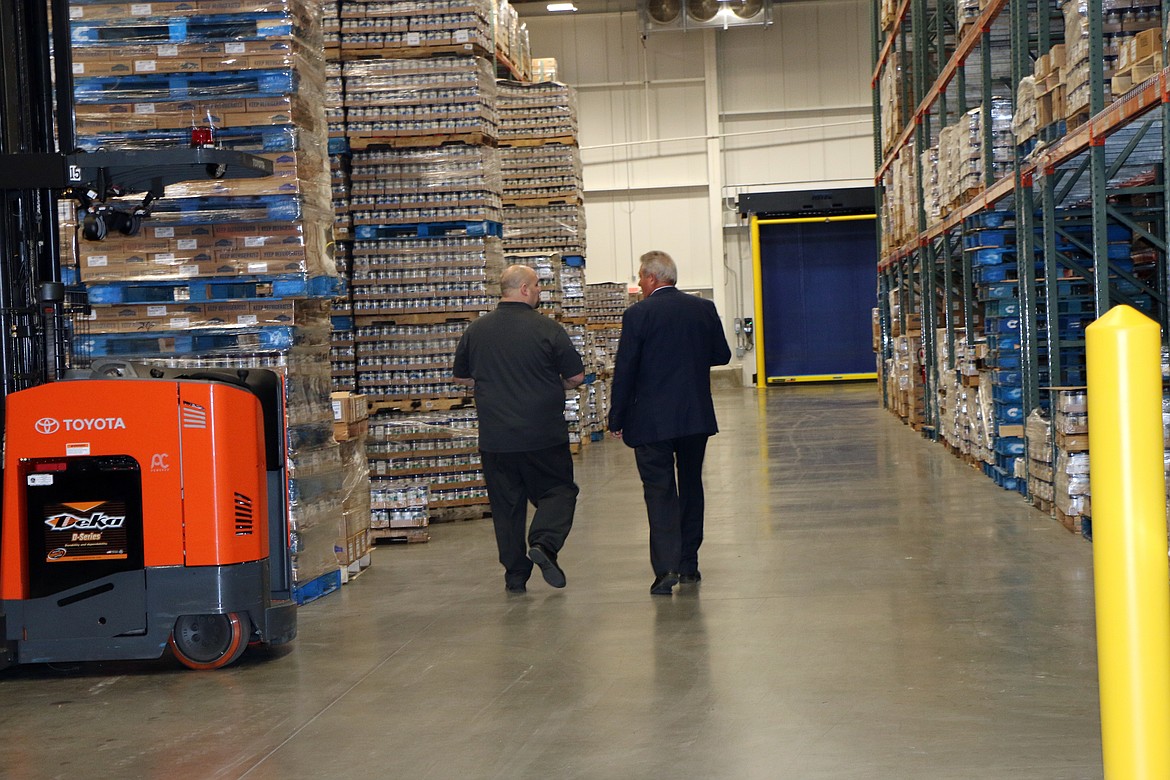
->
xmin=639 ymin=0 xmax=772 ymax=32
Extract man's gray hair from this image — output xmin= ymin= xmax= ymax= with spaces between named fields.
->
xmin=639 ymin=250 xmax=678 ymax=284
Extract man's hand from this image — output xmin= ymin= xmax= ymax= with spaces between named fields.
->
xmin=611 ymin=430 xmax=622 ymax=439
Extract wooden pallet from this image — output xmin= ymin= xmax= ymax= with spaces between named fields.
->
xmin=340 ymin=43 xmax=492 ymax=62
xmin=367 ymin=396 xmax=474 ymax=414
xmin=497 ymin=135 xmax=578 ymax=148
xmin=1053 ymin=507 xmax=1083 ymax=535
xmin=354 ymin=311 xmax=483 ymax=327
xmin=1066 ymin=109 xmax=1090 ymax=132
xmin=943 ymin=186 xmax=982 ymax=214
xmin=1031 ymin=497 xmax=1054 ymax=516
xmin=371 ymin=528 xmax=431 ymax=545
xmin=503 ymin=195 xmax=583 ymax=208
xmin=1114 ymin=50 xmax=1163 ymax=83
xmin=348 ymin=131 xmax=496 ymax=151
xmin=429 ymin=503 xmax=491 ymax=523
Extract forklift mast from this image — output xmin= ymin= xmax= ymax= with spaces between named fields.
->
xmin=0 ymin=0 xmax=77 ymax=406
xmin=0 ymin=2 xmax=274 ymax=418
xmin=0 ymin=2 xmax=279 ymax=670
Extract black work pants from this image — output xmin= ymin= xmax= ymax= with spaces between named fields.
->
xmin=481 ymin=443 xmax=579 ymax=586
xmin=634 ymin=433 xmax=709 ymax=577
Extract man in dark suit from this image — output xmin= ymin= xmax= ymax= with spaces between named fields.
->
xmin=608 ymin=250 xmax=732 ymax=595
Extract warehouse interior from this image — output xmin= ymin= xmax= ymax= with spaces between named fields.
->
xmin=0 ymin=386 xmax=1103 ymax=777
xmin=0 ymin=0 xmax=1158 ymax=775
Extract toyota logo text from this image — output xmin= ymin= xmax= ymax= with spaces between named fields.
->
xmin=33 ymin=417 xmax=125 ymax=434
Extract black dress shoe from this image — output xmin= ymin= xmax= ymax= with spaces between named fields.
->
xmin=678 ymin=572 xmax=702 ymax=584
xmin=506 ymin=583 xmax=527 ymax=594
xmin=650 ymin=572 xmax=679 ymax=595
xmin=528 ymin=544 xmax=566 ymax=588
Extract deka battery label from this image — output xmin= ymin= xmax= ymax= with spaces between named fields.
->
xmin=42 ymin=500 xmax=129 ymax=562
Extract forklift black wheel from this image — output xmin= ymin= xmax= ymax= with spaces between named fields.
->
xmin=169 ymin=612 xmax=251 ymax=670
xmin=81 ymin=212 xmax=107 ymax=242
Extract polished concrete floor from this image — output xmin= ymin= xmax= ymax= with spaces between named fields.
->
xmin=0 ymin=384 xmax=1103 ymax=779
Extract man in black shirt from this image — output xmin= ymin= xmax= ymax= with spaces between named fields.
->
xmin=453 ymin=265 xmax=586 ymax=593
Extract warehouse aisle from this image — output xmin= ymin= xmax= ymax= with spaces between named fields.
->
xmin=0 ymin=384 xmax=1102 ymax=779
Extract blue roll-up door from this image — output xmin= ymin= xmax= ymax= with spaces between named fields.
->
xmin=758 ymin=217 xmax=878 ymax=382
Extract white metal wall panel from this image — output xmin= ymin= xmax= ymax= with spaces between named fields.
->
xmin=579 ymin=83 xmax=709 ymax=192
xmin=718 ymin=0 xmax=870 ymax=114
xmin=584 ymin=189 xmax=714 ymax=288
xmin=525 ymin=3 xmax=875 ymax=381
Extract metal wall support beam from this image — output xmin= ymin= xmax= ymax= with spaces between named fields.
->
xmin=957 ymin=65 xmax=967 ymax=115
xmin=1163 ymin=102 xmax=1170 ymax=337
xmin=1010 ymin=0 xmax=1029 ymax=106
xmin=1163 ymin=0 xmax=1170 ymax=343
xmin=1042 ymin=172 xmax=1062 ymax=386
xmin=1089 ymin=0 xmax=1105 ymax=116
xmin=935 ymin=0 xmax=948 ymax=100
xmin=961 ymin=226 xmax=975 ymax=337
xmin=908 ymin=3 xmax=923 ymax=114
xmin=942 ymin=231 xmax=957 ymax=370
xmin=982 ymin=31 xmax=994 ymax=186
xmin=1087 ymin=0 xmax=1112 ymax=319
xmin=921 ymin=242 xmax=939 ymax=437
xmin=900 ymin=20 xmax=913 ymax=130
xmin=1038 ymin=0 xmax=1051 ymax=54
xmin=878 ymin=267 xmax=893 ymax=407
xmin=1091 ymin=140 xmax=1112 ymax=317
xmin=1010 ymin=0 xmax=1037 ymax=426
xmin=1019 ymin=181 xmax=1041 ymax=416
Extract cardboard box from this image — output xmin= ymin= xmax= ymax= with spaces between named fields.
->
xmin=204 ymin=40 xmax=292 ymax=56
xmin=86 ymin=303 xmax=208 ymax=333
xmin=1132 ymin=27 xmax=1160 ymax=61
xmin=333 ymin=418 xmax=369 ymax=442
xmin=204 ymin=300 xmax=302 ymax=326
xmin=1049 ymin=44 xmax=1065 ymax=70
xmin=331 ymin=392 xmax=369 ymax=424
xmin=73 ymin=61 xmax=135 ymax=77
xmin=133 ymin=58 xmax=203 ymax=75
xmin=71 ymin=3 xmax=132 ymax=19
xmin=1035 ymin=52 xmax=1050 ymax=78
xmin=1119 ymin=36 xmax=1134 ymax=70
xmin=198 ymin=0 xmax=290 ymax=14
xmin=531 ymin=57 xmax=558 ymax=83
xmin=151 ymin=225 xmax=214 ymax=240
xmin=336 ymin=528 xmax=371 ymax=566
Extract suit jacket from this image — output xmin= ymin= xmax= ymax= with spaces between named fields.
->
xmin=608 ymin=286 xmax=732 ymax=447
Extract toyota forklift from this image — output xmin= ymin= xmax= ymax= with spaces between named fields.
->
xmin=0 ymin=1 xmax=297 ymax=670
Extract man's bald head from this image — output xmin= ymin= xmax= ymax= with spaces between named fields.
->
xmin=500 ymin=264 xmax=540 ymax=308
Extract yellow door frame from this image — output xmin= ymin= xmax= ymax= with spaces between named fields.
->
xmin=750 ymin=213 xmax=878 ymax=388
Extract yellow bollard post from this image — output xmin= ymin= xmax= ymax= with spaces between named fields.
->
xmin=1086 ymin=304 xmax=1170 ymax=779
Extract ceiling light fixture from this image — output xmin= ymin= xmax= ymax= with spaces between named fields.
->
xmin=547 ymin=2 xmax=578 ymax=11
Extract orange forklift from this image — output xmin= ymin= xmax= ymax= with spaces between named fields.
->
xmin=0 ymin=1 xmax=295 ymax=669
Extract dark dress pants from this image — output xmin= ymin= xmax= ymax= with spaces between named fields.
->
xmin=481 ymin=443 xmax=579 ymax=586
xmin=634 ymin=433 xmax=709 ymax=576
